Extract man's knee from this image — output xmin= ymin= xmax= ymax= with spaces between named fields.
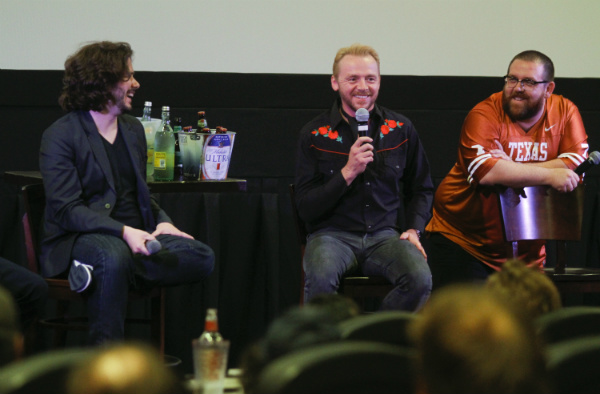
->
xmin=410 ymin=264 xmax=433 ymax=295
xmin=195 ymin=245 xmax=215 ymax=278
xmin=390 ymin=256 xmax=431 ymax=291
xmin=176 ymin=238 xmax=215 ymax=278
xmin=303 ymin=259 xmax=343 ymax=297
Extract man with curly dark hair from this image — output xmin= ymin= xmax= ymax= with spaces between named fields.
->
xmin=39 ymin=41 xmax=214 ymax=345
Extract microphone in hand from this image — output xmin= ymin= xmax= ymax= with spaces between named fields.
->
xmin=356 ymin=108 xmax=370 ymax=138
xmin=575 ymin=151 xmax=600 ymax=175
xmin=146 ymin=239 xmax=162 ymax=255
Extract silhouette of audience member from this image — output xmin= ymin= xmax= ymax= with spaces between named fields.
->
xmin=0 ymin=257 xmax=48 ymax=342
xmin=306 ymin=293 xmax=361 ymax=323
xmin=0 ymin=285 xmax=23 ymax=367
xmin=239 ymin=305 xmax=342 ymax=394
xmin=67 ymin=341 xmax=183 ymax=394
xmin=486 ymin=259 xmax=561 ymax=319
xmin=408 ymin=284 xmax=552 ymax=394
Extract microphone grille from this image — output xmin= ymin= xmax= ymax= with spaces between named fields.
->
xmin=146 ymin=239 xmax=162 ymax=255
xmin=589 ymin=151 xmax=600 ymax=165
xmin=356 ymin=108 xmax=369 ymax=122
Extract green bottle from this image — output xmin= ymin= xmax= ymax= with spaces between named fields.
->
xmin=173 ymin=117 xmax=184 ymax=181
xmin=141 ymin=101 xmax=155 ymax=180
xmin=153 ymin=106 xmax=175 ymax=181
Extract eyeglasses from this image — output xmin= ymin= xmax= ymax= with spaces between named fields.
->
xmin=504 ymin=75 xmax=549 ymax=89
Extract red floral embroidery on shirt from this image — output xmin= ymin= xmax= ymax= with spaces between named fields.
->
xmin=380 ymin=119 xmax=403 ymax=138
xmin=311 ymin=126 xmax=343 ymax=143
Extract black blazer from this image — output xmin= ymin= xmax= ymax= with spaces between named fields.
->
xmin=39 ymin=111 xmax=171 ymax=278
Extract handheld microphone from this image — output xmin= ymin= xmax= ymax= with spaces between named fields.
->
xmin=146 ymin=239 xmax=162 ymax=255
xmin=575 ymin=151 xmax=600 ymax=175
xmin=356 ymin=108 xmax=369 ymax=137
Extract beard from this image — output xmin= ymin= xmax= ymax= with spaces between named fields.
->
xmin=110 ymin=87 xmax=133 ymax=114
xmin=340 ymin=90 xmax=377 ymax=116
xmin=502 ymin=90 xmax=545 ymax=122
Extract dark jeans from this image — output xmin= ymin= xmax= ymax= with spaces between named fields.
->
xmin=72 ymin=233 xmax=214 ymax=345
xmin=303 ymin=228 xmax=431 ymax=311
xmin=0 ymin=257 xmax=48 ymax=332
xmin=425 ymin=233 xmax=495 ymax=291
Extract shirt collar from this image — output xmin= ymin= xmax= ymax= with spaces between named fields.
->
xmin=329 ymin=98 xmax=383 ymax=129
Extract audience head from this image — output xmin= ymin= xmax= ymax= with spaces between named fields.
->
xmin=0 ymin=285 xmax=23 ymax=367
xmin=409 ymin=284 xmax=551 ymax=394
xmin=67 ymin=341 xmax=181 ymax=394
xmin=59 ymin=41 xmax=134 ymax=112
xmin=306 ymin=293 xmax=361 ymax=323
xmin=486 ymin=259 xmax=561 ymax=319
xmin=240 ymin=304 xmax=342 ymax=394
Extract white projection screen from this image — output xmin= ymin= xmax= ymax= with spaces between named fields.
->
xmin=1 ymin=0 xmax=599 ymax=77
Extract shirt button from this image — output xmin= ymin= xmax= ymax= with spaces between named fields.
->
xmin=366 ymin=182 xmax=371 ymax=186
xmin=365 ymin=204 xmax=370 ymax=208
xmin=104 ymin=203 xmax=111 ymax=209
xmin=330 ymin=170 xmax=334 ymax=174
xmin=368 ymin=225 xmax=372 ymax=229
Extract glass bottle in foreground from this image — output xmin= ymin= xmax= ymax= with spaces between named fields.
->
xmin=193 ymin=308 xmax=228 ymax=394
xmin=199 ymin=308 xmax=223 ymax=343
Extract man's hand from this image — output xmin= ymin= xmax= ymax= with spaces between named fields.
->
xmin=489 ymin=140 xmax=512 ymax=161
xmin=547 ymin=168 xmax=580 ymax=192
xmin=122 ymin=226 xmax=156 ymax=256
xmin=341 ymin=136 xmax=374 ymax=185
xmin=400 ymin=229 xmax=427 ymax=259
xmin=152 ymin=222 xmax=194 ymax=239
xmin=123 ymin=223 xmax=194 ymax=256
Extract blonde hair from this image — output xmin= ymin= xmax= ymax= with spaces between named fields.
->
xmin=486 ymin=259 xmax=561 ymax=319
xmin=332 ymin=44 xmax=380 ymax=77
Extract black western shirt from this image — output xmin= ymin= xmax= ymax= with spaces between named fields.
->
xmin=294 ymin=99 xmax=434 ymax=235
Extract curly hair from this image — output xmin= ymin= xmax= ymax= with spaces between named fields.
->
xmin=59 ymin=41 xmax=133 ymax=112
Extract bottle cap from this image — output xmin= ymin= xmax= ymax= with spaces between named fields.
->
xmin=162 ymin=106 xmax=170 ymax=111
xmin=144 ymin=101 xmax=152 ymax=107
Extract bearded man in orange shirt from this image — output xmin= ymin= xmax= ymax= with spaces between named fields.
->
xmin=426 ymin=50 xmax=588 ymax=290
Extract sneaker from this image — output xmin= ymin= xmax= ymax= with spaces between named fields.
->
xmin=68 ymin=260 xmax=94 ymax=293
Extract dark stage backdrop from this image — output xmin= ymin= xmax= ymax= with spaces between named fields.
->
xmin=1 ymin=70 xmax=600 ymax=371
